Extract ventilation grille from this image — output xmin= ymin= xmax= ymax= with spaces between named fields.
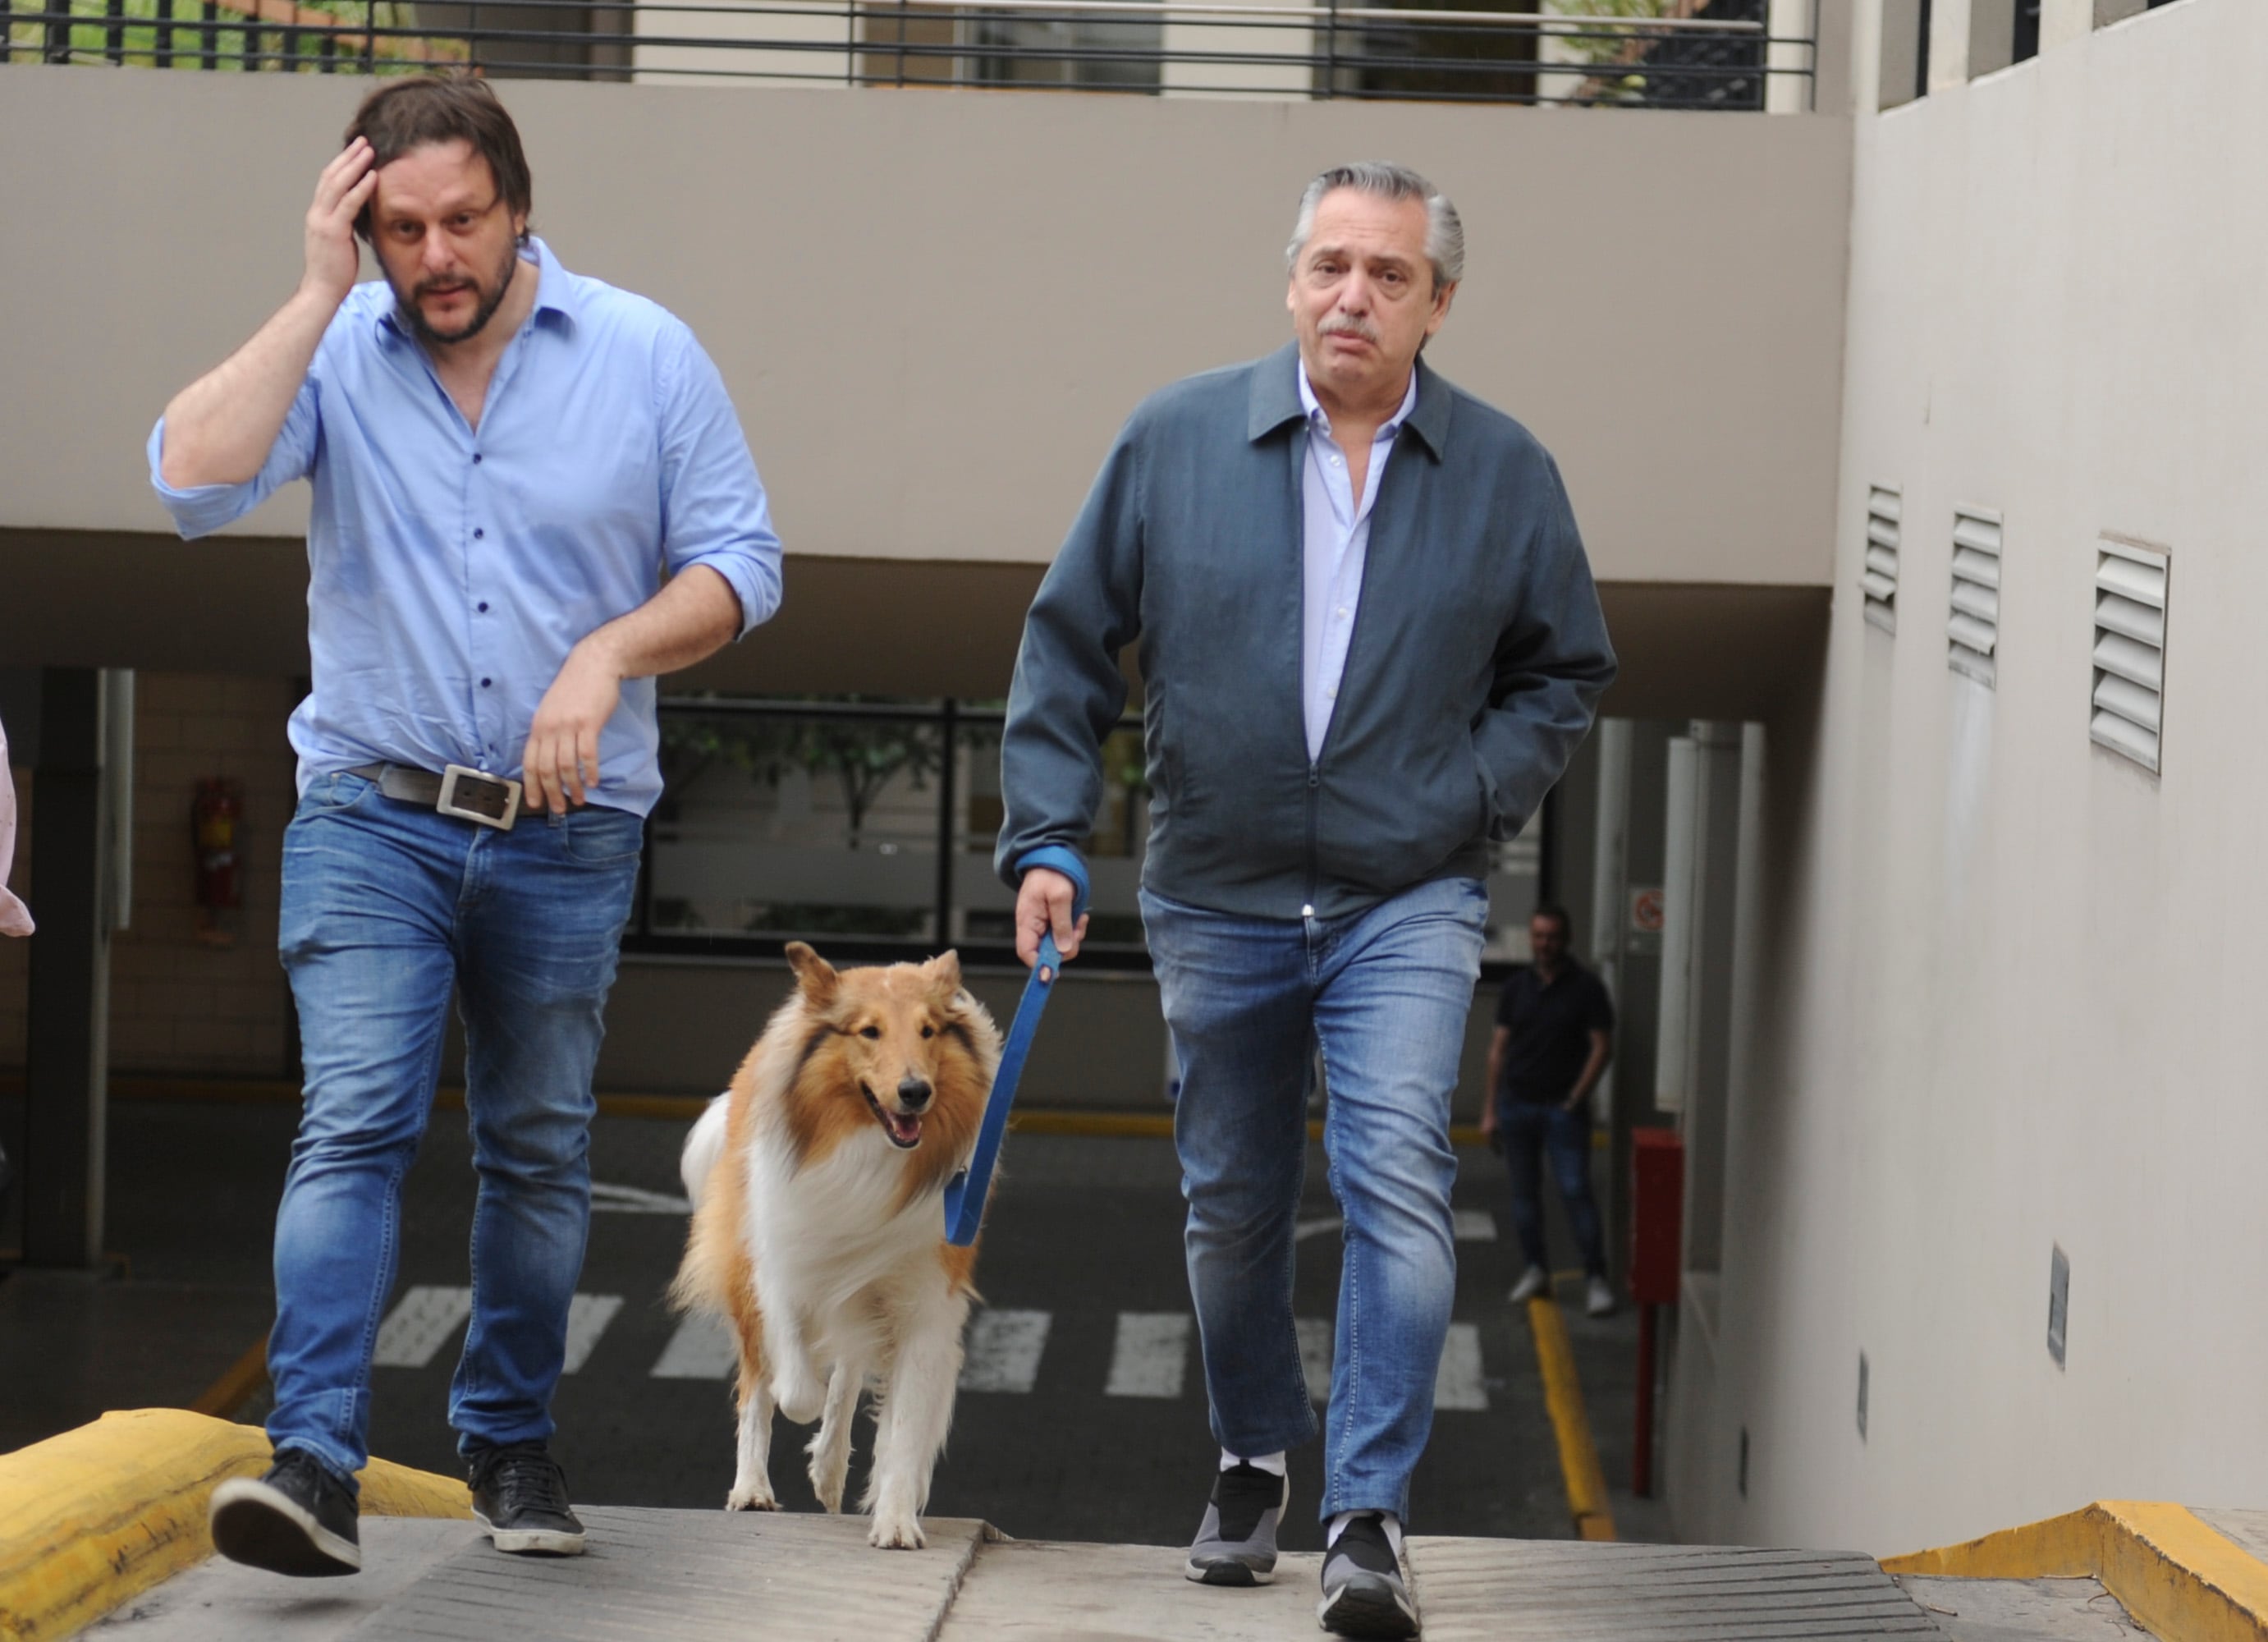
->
xmin=2092 ymin=540 xmax=2168 ymax=773
xmin=1862 ymin=486 xmax=1899 ymax=631
xmin=1948 ymin=507 xmax=2002 ymax=685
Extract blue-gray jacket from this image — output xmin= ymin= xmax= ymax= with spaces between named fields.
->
xmin=996 ymin=342 xmax=1616 ymax=921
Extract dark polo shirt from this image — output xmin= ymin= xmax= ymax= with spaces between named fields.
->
xmin=1493 ymin=960 xmax=1614 ymax=1107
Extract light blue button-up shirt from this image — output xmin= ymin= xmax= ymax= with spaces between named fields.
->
xmin=148 ymin=237 xmax=782 ymax=817
xmin=1299 ymin=367 xmax=1418 ymax=763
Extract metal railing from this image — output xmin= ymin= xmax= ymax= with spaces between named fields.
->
xmin=2 ymin=0 xmax=1810 ymax=110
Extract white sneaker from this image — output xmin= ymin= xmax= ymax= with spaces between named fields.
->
xmin=1585 ymin=1275 xmax=1616 ymax=1318
xmin=1507 ymin=1266 xmax=1549 ymax=1304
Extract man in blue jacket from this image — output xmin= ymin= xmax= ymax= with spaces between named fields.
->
xmin=997 ymin=163 xmax=1614 ymax=1639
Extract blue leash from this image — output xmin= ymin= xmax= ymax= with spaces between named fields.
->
xmin=943 ymin=899 xmax=1082 ymax=1246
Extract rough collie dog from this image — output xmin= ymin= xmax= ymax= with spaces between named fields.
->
xmin=670 ymin=942 xmax=1001 ymax=1548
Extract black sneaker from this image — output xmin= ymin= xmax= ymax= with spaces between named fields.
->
xmin=1184 ymin=1461 xmax=1287 ymax=1586
xmin=208 ymin=1449 xmax=362 ymax=1577
xmin=468 ymin=1442 xmax=587 ymax=1556
xmin=1317 ymin=1512 xmax=1418 ymax=1639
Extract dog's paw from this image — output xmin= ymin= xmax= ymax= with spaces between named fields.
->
xmin=809 ymin=1464 xmax=845 ymax=1514
xmin=725 ymin=1484 xmax=780 ymax=1511
xmin=868 ymin=1506 xmax=926 ymax=1550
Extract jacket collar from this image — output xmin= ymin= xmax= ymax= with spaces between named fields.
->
xmin=1247 ymin=340 xmax=1449 ymax=460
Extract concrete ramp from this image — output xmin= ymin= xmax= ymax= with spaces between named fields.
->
xmin=87 ymin=1508 xmax=1967 ymax=1641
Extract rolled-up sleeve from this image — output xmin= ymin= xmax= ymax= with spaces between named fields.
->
xmin=146 ymin=378 xmax=321 ymax=539
xmin=656 ymin=324 xmax=782 ymax=640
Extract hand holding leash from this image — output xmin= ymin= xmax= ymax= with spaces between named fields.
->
xmin=1015 ymin=867 xmax=1088 ymax=970
xmin=944 ymin=876 xmax=1088 ymax=1245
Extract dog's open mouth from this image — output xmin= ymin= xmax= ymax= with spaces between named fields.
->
xmin=862 ymin=1084 xmax=923 ymax=1149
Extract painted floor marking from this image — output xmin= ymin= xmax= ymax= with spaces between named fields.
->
xmin=1298 ymin=1211 xmax=1497 ymax=1243
xmin=1293 ymin=1317 xmax=1487 ymax=1412
xmin=959 ymin=1308 xmax=1052 ymax=1393
xmin=1436 ymin=1322 xmax=1489 ymax=1410
xmin=652 ymin=1313 xmax=740 ymax=1381
xmin=562 ymin=1293 xmax=625 ymax=1374
xmin=1104 ymin=1312 xmax=1191 ymax=1399
xmin=373 ymin=1286 xmax=473 ymax=1369
xmin=590 ymin=1181 xmax=694 ymax=1215
xmin=1296 ymin=1317 xmax=1335 ymax=1405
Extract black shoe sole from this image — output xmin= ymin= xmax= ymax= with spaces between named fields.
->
xmin=1186 ymin=1557 xmax=1271 ymax=1587
xmin=1317 ymin=1572 xmax=1418 ymax=1639
xmin=473 ymin=1507 xmax=587 ymax=1556
xmin=209 ymin=1479 xmax=361 ymax=1577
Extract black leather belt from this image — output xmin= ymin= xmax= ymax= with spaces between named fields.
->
xmin=347 ymin=763 xmax=525 ymax=830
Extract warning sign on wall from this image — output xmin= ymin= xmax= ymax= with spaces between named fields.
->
xmin=1627 ymin=886 xmax=1665 ymax=955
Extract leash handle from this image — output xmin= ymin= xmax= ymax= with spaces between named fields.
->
xmin=942 ymin=892 xmax=1084 ymax=1245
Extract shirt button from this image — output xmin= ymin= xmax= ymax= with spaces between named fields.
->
xmin=477 ymin=602 xmax=489 ymax=613
xmin=1328 ymin=455 xmax=1342 ymax=467
xmin=1326 ymin=686 xmax=1338 ymax=699
xmin=480 ymin=677 xmax=493 ymax=688
xmin=472 ymin=453 xmax=483 ymax=465
xmin=1336 ymin=606 xmax=1349 ymax=619
xmin=473 ymin=527 xmax=485 ymax=539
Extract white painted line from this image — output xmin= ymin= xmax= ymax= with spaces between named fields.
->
xmin=1453 ymin=1209 xmax=1497 ymax=1242
xmin=373 ymin=1286 xmax=473 ymax=1369
xmin=1296 ymin=1317 xmax=1334 ymax=1406
xmin=561 ymin=1294 xmax=625 ymax=1374
xmin=591 ymin=1181 xmax=694 ymax=1215
xmin=959 ymin=1308 xmax=1051 ymax=1393
xmin=1435 ymin=1322 xmax=1488 ymax=1411
xmin=652 ymin=1313 xmax=740 ymax=1381
xmin=1104 ymin=1313 xmax=1191 ymax=1399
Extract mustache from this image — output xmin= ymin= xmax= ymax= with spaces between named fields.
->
xmin=1319 ymin=315 xmax=1380 ymax=343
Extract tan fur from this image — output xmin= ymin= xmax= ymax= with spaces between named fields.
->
xmin=669 ymin=943 xmax=1002 ymax=1548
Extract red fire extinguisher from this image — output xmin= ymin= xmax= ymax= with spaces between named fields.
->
xmin=194 ymin=777 xmax=243 ymax=944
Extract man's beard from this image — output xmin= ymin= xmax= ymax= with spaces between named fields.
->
xmin=392 ymin=239 xmax=521 ymax=347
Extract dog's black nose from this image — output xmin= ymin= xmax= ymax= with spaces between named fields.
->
xmin=897 ymin=1076 xmax=932 ymax=1113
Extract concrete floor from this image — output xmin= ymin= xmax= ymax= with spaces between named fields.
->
xmin=1 ymin=1095 xmax=1656 ymax=1552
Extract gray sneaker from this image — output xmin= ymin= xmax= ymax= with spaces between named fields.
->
xmin=1317 ymin=1512 xmax=1418 ymax=1639
xmin=1184 ymin=1462 xmax=1287 ymax=1586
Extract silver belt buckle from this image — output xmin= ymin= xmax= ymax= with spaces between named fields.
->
xmin=437 ymin=764 xmax=523 ymax=830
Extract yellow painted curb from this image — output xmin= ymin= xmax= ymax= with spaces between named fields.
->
xmin=1885 ymin=1500 xmax=2268 ymax=1641
xmin=1523 ymin=1296 xmax=1616 ymax=1543
xmin=0 ymin=1408 xmax=469 ymax=1642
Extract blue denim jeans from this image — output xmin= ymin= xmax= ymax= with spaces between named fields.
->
xmin=1497 ymin=1101 xmax=1606 ymax=1278
xmin=267 ymin=771 xmax=642 ymax=1484
xmin=1141 ymin=875 xmax=1487 ymax=1527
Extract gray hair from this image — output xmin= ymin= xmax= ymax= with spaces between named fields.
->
xmin=1285 ymin=162 xmax=1465 ymax=291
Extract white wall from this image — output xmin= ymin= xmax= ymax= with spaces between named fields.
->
xmin=1670 ymin=0 xmax=2268 ymax=1556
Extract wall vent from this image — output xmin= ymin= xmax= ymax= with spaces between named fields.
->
xmin=1862 ymin=486 xmax=1900 ymax=631
xmin=1948 ymin=507 xmax=2002 ymax=685
xmin=2092 ymin=539 xmax=2169 ymax=773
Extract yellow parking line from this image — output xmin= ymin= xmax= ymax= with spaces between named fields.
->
xmin=1525 ymin=1295 xmax=1617 ymax=1542
xmin=186 ymin=1334 xmax=270 ymax=1420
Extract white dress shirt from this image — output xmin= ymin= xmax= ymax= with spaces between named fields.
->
xmin=1299 ymin=367 xmax=1419 ymax=762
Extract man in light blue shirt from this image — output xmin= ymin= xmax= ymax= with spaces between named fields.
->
xmin=149 ymin=74 xmax=781 ymax=1577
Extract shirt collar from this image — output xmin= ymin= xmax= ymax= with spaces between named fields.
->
xmin=373 ymin=234 xmax=580 ymax=344
xmin=1251 ymin=341 xmax=1450 ymax=459
xmin=1296 ymin=364 xmax=1418 ymax=445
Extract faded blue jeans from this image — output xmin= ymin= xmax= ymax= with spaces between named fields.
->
xmin=1142 ymin=875 xmax=1487 ymax=1527
xmin=267 ymin=770 xmax=641 ymax=1485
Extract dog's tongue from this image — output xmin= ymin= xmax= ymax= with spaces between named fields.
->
xmin=884 ymin=1108 xmax=922 ymax=1147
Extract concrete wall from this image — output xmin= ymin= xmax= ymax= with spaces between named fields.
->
xmin=1665 ymin=0 xmax=2268 ymax=1558
xmin=0 ymin=69 xmax=1848 ymax=594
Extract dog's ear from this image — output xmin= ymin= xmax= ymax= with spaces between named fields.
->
xmin=786 ymin=942 xmax=839 ymax=1008
xmin=923 ymin=949 xmax=963 ymax=999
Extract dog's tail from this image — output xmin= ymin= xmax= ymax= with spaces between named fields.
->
xmin=667 ymin=1092 xmax=735 ymax=1319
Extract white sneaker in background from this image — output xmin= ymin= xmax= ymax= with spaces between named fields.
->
xmin=1586 ymin=1275 xmax=1616 ymax=1318
xmin=1507 ymin=1266 xmax=1549 ymax=1305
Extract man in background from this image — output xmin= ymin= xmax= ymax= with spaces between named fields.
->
xmin=1483 ymin=904 xmax=1615 ymax=1318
